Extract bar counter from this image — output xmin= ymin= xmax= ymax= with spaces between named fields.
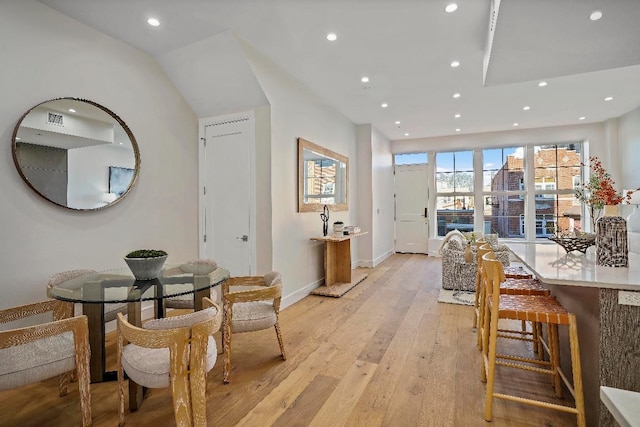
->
xmin=508 ymin=242 xmax=640 ymax=427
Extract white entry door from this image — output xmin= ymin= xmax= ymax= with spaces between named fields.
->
xmin=201 ymin=113 xmax=255 ymax=276
xmin=395 ymin=163 xmax=429 ymax=253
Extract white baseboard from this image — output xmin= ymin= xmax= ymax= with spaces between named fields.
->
xmin=356 ymin=248 xmax=394 ymax=268
xmin=281 ymin=278 xmax=323 ymax=309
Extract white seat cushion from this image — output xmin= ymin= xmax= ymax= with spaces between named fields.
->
xmin=144 ymin=307 xmax=218 ymax=331
xmin=122 ymin=336 xmax=217 ymax=389
xmin=122 ymin=307 xmax=219 ymax=388
xmin=231 ymin=301 xmax=277 ymax=333
xmin=0 ymin=332 xmax=75 ymax=390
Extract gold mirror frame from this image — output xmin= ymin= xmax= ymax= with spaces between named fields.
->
xmin=298 ymin=138 xmax=348 ymax=212
xmin=12 ymin=97 xmax=140 ymax=211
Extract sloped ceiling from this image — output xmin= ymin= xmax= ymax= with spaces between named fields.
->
xmin=156 ymin=31 xmax=268 ymax=118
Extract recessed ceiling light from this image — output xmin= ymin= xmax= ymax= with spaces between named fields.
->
xmin=604 ymin=96 xmax=613 ymax=101
xmin=68 ymin=108 xmax=76 ymax=113
xmin=453 ymin=93 xmax=461 ymax=98
xmin=445 ymin=3 xmax=458 ymax=13
xmin=538 ymin=81 xmax=548 ymax=87
xmin=381 ymin=103 xmax=388 ymax=108
xmin=455 ymin=128 xmax=461 ymax=132
xmin=361 ymin=76 xmax=369 ymax=83
xmin=404 ymin=133 xmax=410 ymax=136
xmin=578 ymin=116 xmax=586 ymax=120
xmin=523 ymin=106 xmax=531 ymax=111
xmin=147 ymin=18 xmax=160 ymax=27
xmin=589 ymin=10 xmax=603 ymax=21
xmin=454 ymin=113 xmax=461 ymax=118
xmin=450 ymin=60 xmax=460 ymax=68
xmin=326 ymin=32 xmax=337 ymax=41
xmin=513 ymin=122 xmax=519 ymax=127
xmin=395 ymin=121 xmax=401 ymax=125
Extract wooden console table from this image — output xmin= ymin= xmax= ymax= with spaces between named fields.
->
xmin=310 ymin=231 xmax=368 ymax=297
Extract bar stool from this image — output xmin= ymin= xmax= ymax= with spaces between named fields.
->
xmin=474 ymin=244 xmax=550 ymax=353
xmin=480 ymin=255 xmax=586 ymax=427
xmin=473 ymin=245 xmax=541 ymax=327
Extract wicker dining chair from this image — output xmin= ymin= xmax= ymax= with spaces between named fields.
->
xmin=221 ymin=271 xmax=286 ymax=383
xmin=164 ymin=259 xmax=220 ymax=310
xmin=117 ymin=297 xmax=222 ymax=427
xmin=0 ymin=300 xmax=92 ymax=427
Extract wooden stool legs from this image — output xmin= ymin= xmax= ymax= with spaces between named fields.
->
xmin=480 ymin=256 xmax=585 ymax=426
xmin=482 ymin=310 xmax=585 ymax=427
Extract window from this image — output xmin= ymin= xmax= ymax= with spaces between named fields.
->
xmin=395 ymin=152 xmax=427 ymax=165
xmin=531 ymin=144 xmax=582 ymax=236
xmin=321 ymin=182 xmax=334 ymax=195
xmin=519 ymin=214 xmax=557 ymax=237
xmin=304 ymin=158 xmax=338 ymax=204
xmin=572 ymin=176 xmax=581 ymax=206
xmin=430 ymin=143 xmax=584 ymax=240
xmin=482 ymin=147 xmax=525 ymax=238
xmin=436 ymin=151 xmax=474 ymax=236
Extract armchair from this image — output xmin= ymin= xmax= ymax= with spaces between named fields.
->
xmin=117 ymin=297 xmax=222 ymax=427
xmin=441 ymin=238 xmax=511 ymax=291
xmin=164 ymin=259 xmax=220 ymax=310
xmin=222 ymin=271 xmax=286 ymax=383
xmin=0 ymin=300 xmax=92 ymax=426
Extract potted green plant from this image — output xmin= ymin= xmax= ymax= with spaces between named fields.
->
xmin=124 ymin=249 xmax=168 ymax=280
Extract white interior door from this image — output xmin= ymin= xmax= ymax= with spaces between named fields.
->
xmin=202 ymin=114 xmax=255 ymax=276
xmin=395 ymin=164 xmax=429 ymax=253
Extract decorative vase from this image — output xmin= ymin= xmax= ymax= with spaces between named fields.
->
xmin=604 ymin=204 xmax=620 ymax=217
xmin=596 ymin=216 xmax=628 ymax=267
xmin=124 ymin=255 xmax=168 ymax=280
xmin=464 ymin=243 xmax=474 ymax=263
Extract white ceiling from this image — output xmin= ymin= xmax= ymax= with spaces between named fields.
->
xmin=37 ymin=0 xmax=640 ymax=141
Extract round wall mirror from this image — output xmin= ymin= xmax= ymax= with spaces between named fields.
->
xmin=12 ymin=98 xmax=140 ymax=210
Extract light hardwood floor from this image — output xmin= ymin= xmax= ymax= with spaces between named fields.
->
xmin=0 ymin=254 xmax=578 ymax=426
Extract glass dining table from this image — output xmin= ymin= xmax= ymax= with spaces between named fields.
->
xmin=48 ymin=264 xmax=229 ymax=392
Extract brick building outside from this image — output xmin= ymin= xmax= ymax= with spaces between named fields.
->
xmin=489 ymin=145 xmax=581 ymax=238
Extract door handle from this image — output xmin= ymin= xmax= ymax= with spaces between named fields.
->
xmin=424 ymin=207 xmax=428 ymax=217
xmin=236 ymin=235 xmax=249 ymax=242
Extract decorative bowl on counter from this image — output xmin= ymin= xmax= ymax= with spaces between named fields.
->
xmin=548 ymin=233 xmax=596 ymax=254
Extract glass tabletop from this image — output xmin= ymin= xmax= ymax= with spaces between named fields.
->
xmin=49 ymin=265 xmax=230 ymax=304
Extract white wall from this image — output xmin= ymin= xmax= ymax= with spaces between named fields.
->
xmin=238 ymin=39 xmax=363 ymax=304
xmin=356 ymin=125 xmax=373 ymax=265
xmin=618 ymin=106 xmax=640 ymax=218
xmin=0 ymin=1 xmax=200 ymax=308
xmin=371 ymin=127 xmax=396 ymax=264
xmin=356 ymin=125 xmax=395 ymax=267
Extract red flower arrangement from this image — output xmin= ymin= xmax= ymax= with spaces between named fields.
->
xmin=576 ymin=156 xmax=624 ymax=205
xmin=575 ymin=156 xmax=640 ymax=230
xmin=575 ymin=156 xmax=623 ymax=230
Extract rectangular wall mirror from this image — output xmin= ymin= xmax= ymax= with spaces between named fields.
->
xmin=298 ymin=138 xmax=348 ymax=212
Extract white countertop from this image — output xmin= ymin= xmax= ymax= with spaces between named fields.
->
xmin=600 ymin=386 xmax=640 ymax=427
xmin=507 ymin=242 xmax=640 ymax=290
